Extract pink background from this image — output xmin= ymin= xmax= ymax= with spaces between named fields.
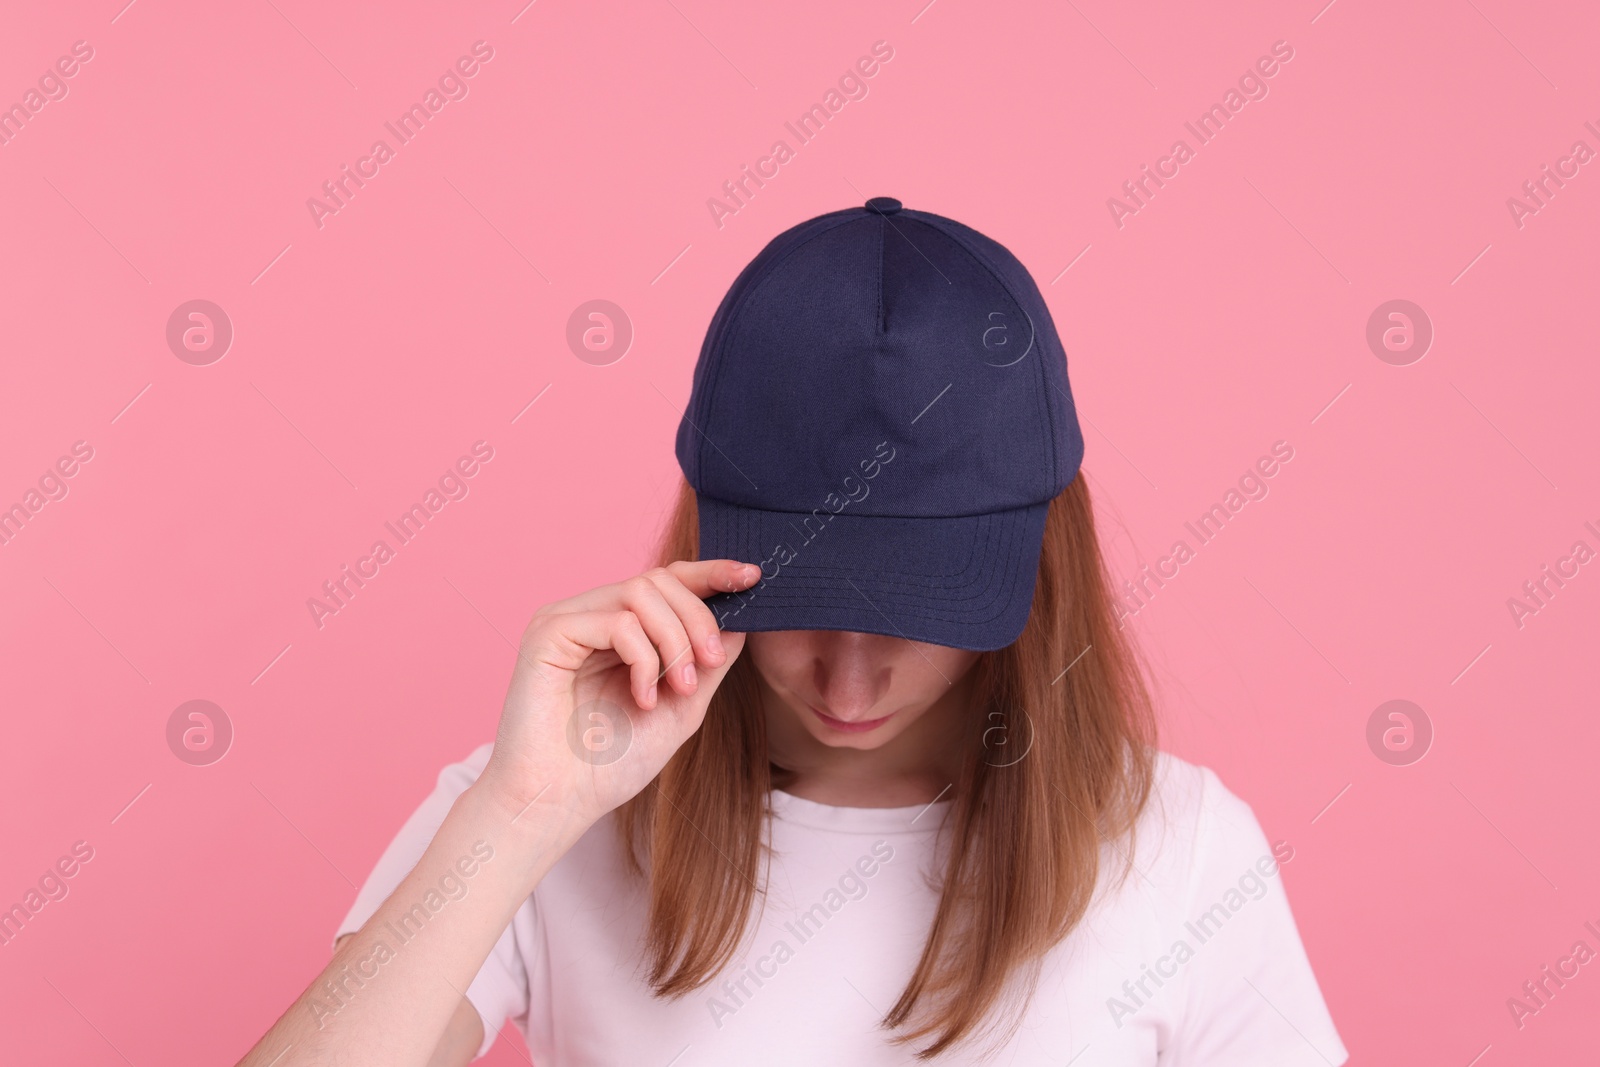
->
xmin=1 ymin=0 xmax=1596 ymax=1062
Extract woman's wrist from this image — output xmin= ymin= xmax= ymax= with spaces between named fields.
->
xmin=456 ymin=777 xmax=596 ymax=887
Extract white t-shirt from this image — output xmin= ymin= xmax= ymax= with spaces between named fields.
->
xmin=335 ymin=743 xmax=1347 ymax=1065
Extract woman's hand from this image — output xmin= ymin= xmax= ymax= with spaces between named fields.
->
xmin=477 ymin=559 xmax=760 ymax=831
xmin=235 ymin=564 xmax=763 ymax=1067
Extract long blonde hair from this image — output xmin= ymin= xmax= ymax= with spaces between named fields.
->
xmin=618 ymin=473 xmax=1156 ymax=1058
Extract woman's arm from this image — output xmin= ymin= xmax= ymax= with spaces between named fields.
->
xmin=237 ymin=782 xmax=588 ymax=1067
xmin=235 ymin=559 xmax=759 ymax=1067
xmin=330 ymin=935 xmax=484 ymax=1066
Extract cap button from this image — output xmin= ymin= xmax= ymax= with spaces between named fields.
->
xmin=865 ymin=196 xmax=902 ymax=215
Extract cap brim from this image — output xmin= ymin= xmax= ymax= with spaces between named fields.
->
xmin=697 ymin=495 xmax=1047 ymax=652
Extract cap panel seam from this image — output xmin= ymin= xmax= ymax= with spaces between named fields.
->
xmin=1037 ymin=314 xmax=1056 ymax=490
xmin=876 ymin=212 xmax=886 ymax=334
xmin=697 ymin=494 xmax=1044 ymax=534
xmin=691 ymin=492 xmax=1039 ymax=522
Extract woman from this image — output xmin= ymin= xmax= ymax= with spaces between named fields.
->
xmin=239 ymin=198 xmax=1346 ymax=1065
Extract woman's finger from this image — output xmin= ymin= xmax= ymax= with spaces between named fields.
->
xmin=528 ymin=609 xmax=661 ymax=708
xmin=615 ymin=576 xmax=698 ymax=697
xmin=646 ymin=568 xmax=729 ymax=669
xmin=610 ymin=611 xmax=661 ymax=709
xmin=664 ymin=559 xmax=763 ymax=598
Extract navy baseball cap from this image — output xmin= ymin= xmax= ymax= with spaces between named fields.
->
xmin=676 ymin=197 xmax=1084 ymax=652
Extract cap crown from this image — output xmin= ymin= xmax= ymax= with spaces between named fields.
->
xmin=677 ymin=202 xmax=1083 ymax=518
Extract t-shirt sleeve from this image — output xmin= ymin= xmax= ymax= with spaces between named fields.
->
xmin=1162 ymin=769 xmax=1348 ymax=1066
xmin=332 ymin=742 xmax=530 ymax=1061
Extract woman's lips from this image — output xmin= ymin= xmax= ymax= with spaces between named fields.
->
xmin=808 ymin=704 xmax=895 ymax=734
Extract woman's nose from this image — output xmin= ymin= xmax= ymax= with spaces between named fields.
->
xmin=811 ymin=631 xmax=893 ymax=719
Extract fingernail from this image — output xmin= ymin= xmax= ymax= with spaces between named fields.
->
xmin=647 ymin=684 xmax=657 ymax=705
xmin=707 ymin=631 xmax=725 ymax=657
xmin=683 ymin=663 xmax=697 ymax=687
